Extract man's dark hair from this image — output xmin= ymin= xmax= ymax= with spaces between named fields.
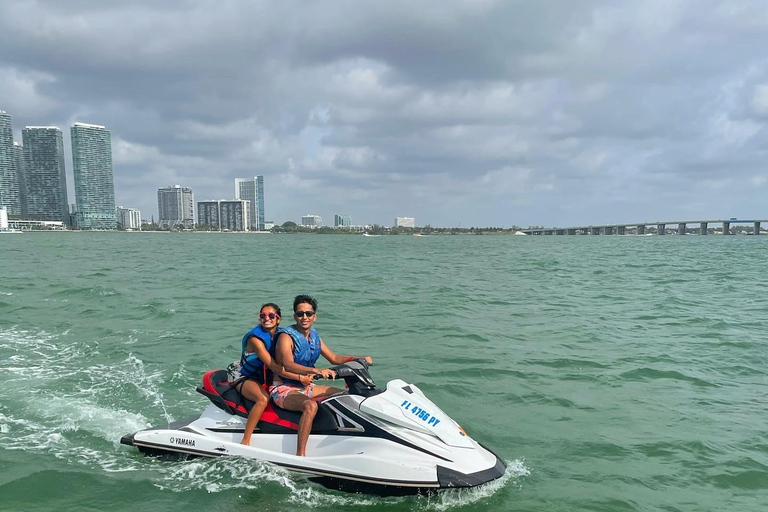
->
xmin=293 ymin=294 xmax=318 ymax=312
xmin=260 ymin=302 xmax=282 ymax=318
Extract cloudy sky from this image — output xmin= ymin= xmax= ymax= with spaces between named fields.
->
xmin=2 ymin=0 xmax=768 ymax=227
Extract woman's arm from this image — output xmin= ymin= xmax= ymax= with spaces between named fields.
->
xmin=248 ymin=337 xmax=282 ymax=374
xmin=251 ymin=336 xmax=313 ymax=385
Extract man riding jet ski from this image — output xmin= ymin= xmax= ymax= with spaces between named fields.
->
xmin=120 ymin=360 xmax=506 ymax=495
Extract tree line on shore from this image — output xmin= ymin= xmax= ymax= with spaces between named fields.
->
xmin=133 ymin=221 xmax=523 ymax=234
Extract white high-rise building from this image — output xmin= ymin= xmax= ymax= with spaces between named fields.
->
xmin=116 ymin=206 xmax=141 ymax=230
xmin=157 ymin=185 xmax=194 ymax=228
xmin=234 ymin=176 xmax=264 ymax=230
xmin=395 ymin=217 xmax=415 ymax=228
xmin=301 ymin=214 xmax=322 ymax=228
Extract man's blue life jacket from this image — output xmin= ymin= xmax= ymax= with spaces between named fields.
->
xmin=275 ymin=325 xmax=322 ymax=386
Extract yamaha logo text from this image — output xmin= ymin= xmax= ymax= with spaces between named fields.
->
xmin=169 ymin=437 xmax=196 ymax=447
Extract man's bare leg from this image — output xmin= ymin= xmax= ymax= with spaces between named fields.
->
xmin=310 ymin=384 xmax=345 ymax=401
xmin=281 ymin=393 xmax=318 ymax=456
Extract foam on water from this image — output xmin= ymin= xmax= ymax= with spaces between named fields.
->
xmin=41 ymin=398 xmax=150 ymax=444
xmin=0 ymin=327 xmax=165 ymax=463
xmin=152 ymin=457 xmax=303 ymax=494
xmin=145 ymin=456 xmax=525 ymax=509
xmin=416 ymin=459 xmax=528 ymax=511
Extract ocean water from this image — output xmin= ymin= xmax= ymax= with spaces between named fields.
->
xmin=0 ymin=232 xmax=766 ymax=512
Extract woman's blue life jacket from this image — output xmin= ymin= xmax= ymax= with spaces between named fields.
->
xmin=274 ymin=325 xmax=322 ymax=386
xmin=240 ymin=324 xmax=275 ymax=382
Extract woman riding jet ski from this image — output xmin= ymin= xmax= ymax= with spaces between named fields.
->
xmin=120 ymin=360 xmax=506 ymax=495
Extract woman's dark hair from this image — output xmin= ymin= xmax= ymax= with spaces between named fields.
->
xmin=260 ymin=302 xmax=282 ymax=318
xmin=293 ymin=294 xmax=317 ymax=312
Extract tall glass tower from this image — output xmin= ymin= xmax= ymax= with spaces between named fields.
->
xmin=71 ymin=122 xmax=116 ymax=229
xmin=0 ymin=111 xmax=22 ymax=216
xmin=234 ymin=176 xmax=264 ymax=230
xmin=22 ymin=126 xmax=69 ymax=222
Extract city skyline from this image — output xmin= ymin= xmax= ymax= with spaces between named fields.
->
xmin=3 ymin=2 xmax=768 ymax=227
xmin=1 ymin=106 xmax=421 ymax=228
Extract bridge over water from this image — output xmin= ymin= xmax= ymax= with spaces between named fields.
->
xmin=521 ymin=219 xmax=768 ymax=236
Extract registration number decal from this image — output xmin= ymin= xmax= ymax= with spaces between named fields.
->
xmin=401 ymin=400 xmax=441 ymax=427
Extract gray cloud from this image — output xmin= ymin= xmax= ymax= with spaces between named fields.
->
xmin=2 ymin=0 xmax=768 ymax=227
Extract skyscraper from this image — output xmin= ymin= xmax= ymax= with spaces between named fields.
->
xmin=234 ymin=176 xmax=264 ymax=230
xmin=13 ymin=142 xmax=24 ymax=214
xmin=22 ymin=126 xmax=69 ymax=222
xmin=0 ymin=111 xmax=22 ymax=216
xmin=157 ymin=185 xmax=194 ymax=228
xmin=71 ymin=122 xmax=116 ymax=229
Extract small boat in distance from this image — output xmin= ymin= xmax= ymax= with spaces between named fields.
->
xmin=362 ymin=233 xmax=381 ymax=237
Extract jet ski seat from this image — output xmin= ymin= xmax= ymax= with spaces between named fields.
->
xmin=196 ymin=369 xmax=338 ymax=433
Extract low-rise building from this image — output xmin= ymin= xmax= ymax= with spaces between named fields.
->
xmin=302 ymin=214 xmax=323 ymax=228
xmin=116 ymin=206 xmax=141 ymax=230
xmin=395 ymin=217 xmax=415 ymax=228
xmin=334 ymin=214 xmax=351 ymax=227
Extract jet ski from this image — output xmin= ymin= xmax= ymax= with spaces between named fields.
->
xmin=121 ymin=360 xmax=505 ymax=495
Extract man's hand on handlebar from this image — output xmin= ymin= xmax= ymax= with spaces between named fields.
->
xmin=314 ymin=368 xmax=336 ymax=380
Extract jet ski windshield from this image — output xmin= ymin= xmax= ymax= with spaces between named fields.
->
xmin=331 ymin=359 xmax=381 ymax=397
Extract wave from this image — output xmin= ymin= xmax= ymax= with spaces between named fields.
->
xmin=618 ymin=367 xmax=718 ymax=388
xmin=140 ymin=303 xmax=177 ymax=318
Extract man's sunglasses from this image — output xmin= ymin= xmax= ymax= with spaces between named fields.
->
xmin=295 ymin=311 xmax=315 ymax=317
xmin=259 ymin=312 xmax=280 ymax=320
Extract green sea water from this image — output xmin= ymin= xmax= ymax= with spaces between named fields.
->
xmin=0 ymin=233 xmax=766 ymax=512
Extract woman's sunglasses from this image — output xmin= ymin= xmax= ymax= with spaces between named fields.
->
xmin=259 ymin=312 xmax=280 ymax=320
xmin=295 ymin=311 xmax=315 ymax=318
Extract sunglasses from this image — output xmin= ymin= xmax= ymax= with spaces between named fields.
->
xmin=259 ymin=312 xmax=280 ymax=320
xmin=295 ymin=311 xmax=315 ymax=318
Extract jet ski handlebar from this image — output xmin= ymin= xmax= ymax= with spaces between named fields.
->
xmin=319 ymin=359 xmax=380 ymax=396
